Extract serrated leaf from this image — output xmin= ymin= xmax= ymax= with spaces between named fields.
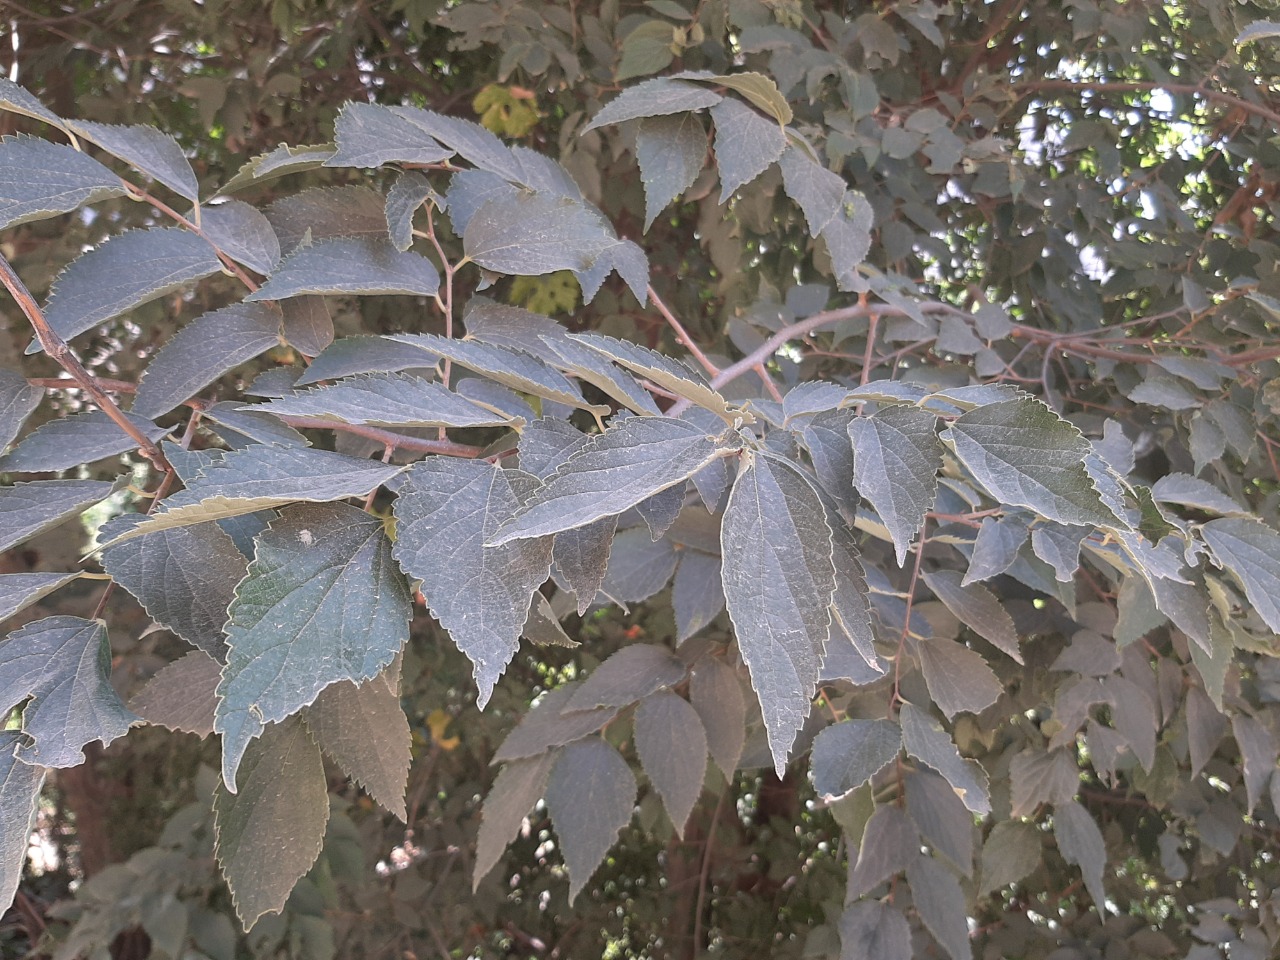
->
xmin=246 ymin=238 xmax=439 ymax=301
xmin=635 ymin=113 xmax=708 ymax=231
xmin=1236 ymin=20 xmax=1280 ymax=45
xmin=492 ymin=417 xmax=726 ymax=544
xmin=597 ymin=528 xmax=679 ymax=603
xmin=545 ymin=738 xmax=637 ymax=904
xmin=214 ymin=715 xmax=328 ymax=930
xmin=799 ymin=408 xmax=860 ymax=517
xmin=523 ymin=591 xmax=578 ymax=647
xmin=849 ymin=405 xmax=941 ymax=565
xmin=838 ymin=901 xmax=910 ymax=960
xmin=1150 ymin=474 xmax=1244 ymax=516
xmin=779 ymin=144 xmax=845 ymax=236
xmin=473 ymin=751 xmax=557 ymax=890
xmin=827 ymin=523 xmax=883 ymax=677
xmin=264 ymin=185 xmax=386 ymax=254
xmin=132 ymin=302 xmax=281 ymax=419
xmin=249 ymin=372 xmax=511 ymax=428
xmin=942 ymin=399 xmax=1119 ymax=528
xmin=0 ymin=732 xmax=46 ymax=916
xmin=899 ymin=702 xmax=990 ymax=815
xmin=921 ymin=570 xmax=1021 ymax=663
xmin=392 ymin=459 xmax=553 ymax=708
xmin=1201 ymin=518 xmax=1280 ymax=633
xmin=392 ymin=106 xmax=524 ymax=182
xmin=1187 ymin=685 xmax=1226 ymax=776
xmin=106 ymin=445 xmax=405 ymax=545
xmin=690 ymin=658 xmax=746 ymax=778
xmin=573 ymin=236 xmax=651 ymax=305
xmin=35 ymin=228 xmax=221 ymax=350
xmin=0 ymin=79 xmax=66 ymax=131
xmin=722 ymin=454 xmax=835 ymax=774
xmin=492 ymin=683 xmax=620 ymax=762
xmin=0 ymin=369 xmax=41 ymax=452
xmin=0 ymin=135 xmax=126 ymax=231
xmin=821 ymin=191 xmax=874 ymax=289
xmin=279 ymin=297 xmax=333 ymax=357
xmin=963 ymin=514 xmax=1027 ymax=584
xmin=847 ymin=804 xmax=919 ymax=897
xmin=907 ymin=768 xmax=975 ymax=877
xmin=978 ymin=820 xmax=1041 ymax=896
xmin=635 ymin=485 xmax=684 ymax=540
xmin=567 ymin=644 xmax=687 ymax=710
xmin=1189 ymin=617 xmax=1232 ymax=712
xmin=918 ymin=639 xmax=1002 ymax=719
xmin=617 ymin=21 xmax=678 ymax=80
xmin=101 ymin=514 xmax=246 ymax=659
xmin=295 ymin=336 xmax=435 ymax=385
xmin=709 ymin=97 xmax=785 ymax=201
xmin=204 ymin=402 xmax=309 ymax=448
xmin=634 ymin=691 xmax=707 ymax=836
xmin=385 ymin=171 xmax=437 ymax=251
xmin=325 ymin=102 xmax=453 ymax=168
xmin=445 ymin=169 xmax=519 ymax=235
xmin=907 ymin=856 xmax=971 ymax=960
xmin=217 ymin=143 xmax=336 ymax=195
xmin=199 ymin=199 xmax=281 ymax=275
xmin=0 ymin=572 xmax=78 ymax=623
xmin=130 ymin=650 xmax=221 ymax=736
xmin=673 ymin=549 xmax=725 ymax=641
xmin=695 ymin=71 xmax=792 ymax=124
xmin=810 ymin=719 xmax=901 ymax=800
xmin=1231 ymin=713 xmax=1275 ymax=814
xmin=216 ymin=503 xmax=411 ymax=790
xmin=70 ymin=120 xmax=199 ymax=201
xmin=0 ymin=616 xmax=137 ymax=767
xmin=303 ymin=664 xmax=410 ymax=820
xmin=1054 ymin=800 xmax=1106 ymax=910
xmin=0 ymin=409 xmax=168 ymax=472
xmin=464 ymin=193 xmax=618 ymax=276
xmin=583 ymin=77 xmax=721 ymax=132
xmin=1030 ymin=522 xmax=1088 ymax=581
xmin=0 ymin=479 xmax=115 ymax=553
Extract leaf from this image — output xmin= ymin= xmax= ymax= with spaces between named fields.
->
xmin=635 ymin=113 xmax=708 ymax=230
xmin=779 ymin=144 xmax=845 ymax=237
xmin=246 ymin=238 xmax=440 ymax=301
xmin=0 ymin=572 xmax=78 ymax=623
xmin=1201 ymin=518 xmax=1280 ymax=633
xmin=204 ymin=402 xmax=309 ymax=448
xmin=799 ymin=408 xmax=860 ymax=518
xmin=1150 ymin=474 xmax=1245 ymax=516
xmin=673 ymin=549 xmax=725 ymax=642
xmin=709 ymin=97 xmax=786 ymax=201
xmin=635 ymin=484 xmax=685 ymax=540
xmin=597 ymin=528 xmax=679 ymax=604
xmin=906 ymin=769 xmax=975 ymax=877
xmin=1189 ymin=617 xmax=1232 ymax=712
xmin=826 ymin=526 xmax=883 ymax=679
xmin=463 ymin=193 xmax=618 ymax=276
xmin=978 ymin=820 xmax=1042 ymax=896
xmin=617 ymin=20 xmax=678 ymax=80
xmin=250 ymin=372 xmax=511 ymax=428
xmin=899 ymin=702 xmax=990 ymax=815
xmin=0 ymin=616 xmax=137 ymax=767
xmin=1236 ymin=20 xmax=1280 ymax=45
xmin=217 ymin=143 xmax=336 ymax=194
xmin=130 ymin=650 xmax=221 ymax=736
xmin=303 ymin=665 xmax=411 ymax=820
xmin=0 ymin=478 xmax=116 ymax=553
xmin=69 ymin=120 xmax=199 ymax=201
xmin=721 ymin=453 xmax=835 ymax=774
xmin=634 ymin=691 xmax=707 ymax=836
xmin=445 ymin=169 xmax=519 ymax=235
xmin=279 ymin=297 xmax=333 ymax=357
xmin=35 ymin=228 xmax=221 ymax=350
xmin=492 ymin=683 xmax=620 ymax=762
xmin=545 ymin=739 xmax=637 ymax=904
xmin=522 ymin=592 xmax=578 ymax=648
xmin=918 ymin=639 xmax=1002 ymax=720
xmin=690 ymin=658 xmax=746 ymax=778
xmin=106 ymin=445 xmax=405 ymax=545
xmin=491 ymin=417 xmax=726 ymax=544
xmin=391 ymin=106 xmax=524 ymax=182
xmin=132 ymin=302 xmax=281 ymax=419
xmin=849 ymin=405 xmax=941 ymax=565
xmin=921 ymin=570 xmax=1021 ymax=663
xmin=214 ymin=715 xmax=329 ymax=930
xmin=325 ymin=102 xmax=453 ymax=168
xmin=942 ymin=398 xmax=1120 ymax=528
xmin=820 ymin=192 xmax=874 ymax=289
xmin=809 ymin=719 xmax=901 ymax=800
xmin=838 ymin=901 xmax=910 ymax=960
xmin=907 ymin=856 xmax=972 ymax=960
xmin=1054 ymin=800 xmax=1107 ymax=910
xmin=199 ymin=199 xmax=281 ymax=275
xmin=1030 ymin=522 xmax=1088 ymax=581
xmin=100 ymin=514 xmax=246 ymax=660
xmin=0 ymin=409 xmax=168 ymax=472
xmin=0 ymin=368 xmax=42 ymax=451
xmin=0 ymin=135 xmax=126 ymax=232
xmin=567 ymin=644 xmax=687 ymax=710
xmin=567 ymin=333 xmax=739 ymax=420
xmin=1186 ymin=685 xmax=1226 ymax=776
xmin=0 ymin=732 xmax=46 ymax=916
xmin=1231 ymin=713 xmax=1275 ymax=814
xmin=847 ymin=804 xmax=919 ymax=897
xmin=264 ymin=185 xmax=387 ymax=253
xmin=295 ymin=336 xmax=435 ymax=385
xmin=963 ymin=514 xmax=1028 ymax=584
xmin=0 ymin=78 xmax=67 ymax=131
xmin=473 ymin=751 xmax=557 ymax=890
xmin=385 ymin=171 xmax=437 ymax=251
xmin=392 ymin=459 xmax=553 ymax=708
xmin=582 ymin=77 xmax=722 ymax=132
xmin=1009 ymin=747 xmax=1082 ymax=817
xmin=214 ymin=503 xmax=409 ymax=789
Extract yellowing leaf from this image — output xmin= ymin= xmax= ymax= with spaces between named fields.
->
xmin=428 ymin=708 xmax=461 ymax=750
xmin=473 ymin=84 xmax=540 ymax=138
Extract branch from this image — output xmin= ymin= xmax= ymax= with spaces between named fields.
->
xmin=1014 ymin=79 xmax=1280 ymax=130
xmin=274 ymin=416 xmax=482 ymax=458
xmin=648 ymin=285 xmax=720 ymax=377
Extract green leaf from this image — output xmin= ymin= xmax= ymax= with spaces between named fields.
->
xmin=906 ymin=768 xmax=975 ymax=877
xmin=545 ymin=738 xmax=637 ymax=904
xmin=0 ymin=616 xmax=137 ymax=767
xmin=694 ymin=71 xmax=793 ymax=124
xmin=690 ymin=657 xmax=746 ymax=778
xmin=132 ymin=302 xmax=281 ymax=419
xmin=635 ymin=113 xmax=708 ymax=231
xmin=303 ymin=663 xmax=410 ymax=820
xmin=1031 ymin=522 xmax=1088 ymax=581
xmin=0 ymin=79 xmax=67 ymax=131
xmin=246 ymin=238 xmax=440 ymax=301
xmin=566 ymin=644 xmax=687 ymax=710
xmin=100 ymin=514 xmax=247 ymax=660
xmin=899 ymin=702 xmax=990 ymax=815
xmin=0 ymin=732 xmax=47 ymax=916
xmin=779 ymin=143 xmax=845 ymax=236
xmin=279 ymin=296 xmax=333 ymax=357
xmin=217 ymin=143 xmax=335 ymax=195
xmin=214 ymin=715 xmax=329 ymax=930
xmin=265 ymin=185 xmax=386 ymax=254
xmin=673 ymin=549 xmax=724 ymax=641
xmin=295 ymin=335 xmax=434 ymax=385
xmin=1150 ymin=473 xmax=1244 ymax=516
xmin=1231 ymin=713 xmax=1275 ymax=814
xmin=392 ymin=106 xmax=524 ymax=182
xmin=0 ymin=368 xmax=42 ymax=451
xmin=942 ymin=399 xmax=1120 ymax=528
xmin=130 ymin=650 xmax=221 ymax=737
xmin=826 ymin=523 xmax=883 ymax=677
xmin=921 ymin=570 xmax=1021 ymax=663
xmin=464 ymin=193 xmax=618 ymax=276
xmin=918 ymin=638 xmax=1002 ymax=719
xmin=492 ymin=417 xmax=726 ymax=544
xmin=798 ymin=408 xmax=860 ymax=518
xmin=249 ymin=372 xmax=513 ymax=428
xmin=838 ymin=901 xmax=910 ymax=960
xmin=0 ymin=571 xmax=78 ymax=623
xmin=849 ymin=405 xmax=942 ymax=565
xmin=491 ymin=683 xmax=619 ymax=763
xmin=709 ymin=97 xmax=785 ymax=201
xmin=634 ymin=691 xmax=707 ymax=836
xmin=522 ymin=591 xmax=578 ymax=647
xmin=978 ymin=820 xmax=1042 ymax=896
xmin=809 ymin=719 xmax=901 ymax=800
xmin=616 ymin=20 xmax=678 ymax=81
xmin=0 ymin=135 xmax=126 ymax=231
xmin=385 ymin=171 xmax=437 ymax=251
xmin=0 ymin=479 xmax=116 ymax=553
xmin=722 ymin=453 xmax=835 ymax=774
xmin=848 ymin=804 xmax=920 ymax=897
xmin=596 ymin=527 xmax=679 ymax=603
xmin=0 ymin=410 xmax=168 ymax=472
xmin=392 ymin=459 xmax=553 ymax=707
xmin=573 ymin=236 xmax=651 ymax=305
xmin=33 ymin=228 xmax=222 ymax=351
xmin=204 ymin=402 xmax=309 ymax=448
xmin=820 ymin=191 xmax=874 ymax=289
xmin=325 ymin=102 xmax=453 ymax=168
xmin=1201 ymin=518 xmax=1280 ymax=633
xmin=473 ymin=751 xmax=557 ymax=890
xmin=583 ymin=77 xmax=721 ymax=132
xmin=1236 ymin=20 xmax=1280 ymax=45
xmin=216 ymin=503 xmax=412 ymax=791
xmin=1054 ymin=800 xmax=1107 ymax=910
xmin=69 ymin=120 xmax=199 ymax=201
xmin=907 ymin=856 xmax=972 ymax=960
xmin=963 ymin=514 xmax=1027 ymax=584
xmin=199 ymin=199 xmax=281 ymax=275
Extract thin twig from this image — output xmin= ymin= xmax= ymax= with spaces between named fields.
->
xmin=648 ymin=284 xmax=721 ymax=376
xmin=692 ymin=787 xmax=727 ymax=956
xmin=275 ymin=416 xmax=482 ymax=457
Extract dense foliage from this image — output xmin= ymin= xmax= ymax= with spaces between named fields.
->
xmin=4 ymin=2 xmax=1280 ymax=959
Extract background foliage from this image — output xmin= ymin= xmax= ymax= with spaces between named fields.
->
xmin=4 ymin=1 xmax=1280 ymax=959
